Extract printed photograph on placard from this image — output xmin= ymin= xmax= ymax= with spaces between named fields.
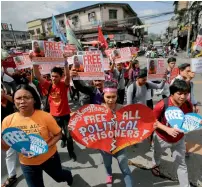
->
xmin=32 ymin=41 xmax=45 ymax=57
xmin=73 ymin=55 xmax=84 ymax=72
xmin=112 ymin=49 xmax=121 ymax=59
xmin=148 ymin=59 xmax=157 ymax=74
xmin=13 ymin=56 xmax=24 ymax=66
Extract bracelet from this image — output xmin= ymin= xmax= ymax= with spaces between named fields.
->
xmin=64 ymin=61 xmax=68 ymax=67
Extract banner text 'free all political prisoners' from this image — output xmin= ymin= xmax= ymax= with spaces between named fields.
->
xmin=72 ymin=53 xmax=105 ymax=80
xmin=69 ymin=104 xmax=155 ymax=154
xmin=147 ymin=59 xmax=166 ymax=81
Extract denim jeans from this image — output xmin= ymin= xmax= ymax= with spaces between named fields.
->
xmin=100 ymin=149 xmax=133 ymax=187
xmin=20 ymin=151 xmax=72 ymax=187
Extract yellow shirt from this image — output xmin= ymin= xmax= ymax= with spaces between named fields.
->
xmin=2 ymin=110 xmax=61 ymax=165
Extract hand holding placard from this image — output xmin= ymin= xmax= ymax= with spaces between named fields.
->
xmin=165 ymin=107 xmax=202 ymax=133
xmin=2 ymin=128 xmax=48 ymax=157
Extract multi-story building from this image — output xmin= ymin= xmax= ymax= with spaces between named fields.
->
xmin=1 ymin=23 xmax=30 ymax=49
xmin=27 ymin=3 xmax=143 ymax=46
xmin=167 ymin=1 xmax=202 ymax=50
xmin=27 ymin=19 xmax=46 ymax=40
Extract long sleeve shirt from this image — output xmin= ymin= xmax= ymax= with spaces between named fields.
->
xmin=127 ymin=81 xmax=165 ymax=105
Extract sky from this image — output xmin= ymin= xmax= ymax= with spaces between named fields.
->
xmin=1 ymin=1 xmax=174 ymax=34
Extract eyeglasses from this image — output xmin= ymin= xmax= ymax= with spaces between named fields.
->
xmin=15 ymin=96 xmax=33 ymax=102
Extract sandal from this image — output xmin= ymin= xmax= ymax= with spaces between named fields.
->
xmin=1 ymin=176 xmax=17 ymax=187
xmin=151 ymin=165 xmax=160 ymax=177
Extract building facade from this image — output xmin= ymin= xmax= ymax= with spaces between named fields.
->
xmin=167 ymin=1 xmax=202 ymax=50
xmin=27 ymin=3 xmax=143 ymax=45
xmin=1 ymin=28 xmax=30 ymax=49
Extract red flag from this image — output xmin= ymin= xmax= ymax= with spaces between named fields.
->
xmin=98 ymin=26 xmax=108 ymax=49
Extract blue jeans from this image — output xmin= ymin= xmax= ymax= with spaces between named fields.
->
xmin=20 ymin=151 xmax=73 ymax=187
xmin=100 ymin=149 xmax=133 ymax=187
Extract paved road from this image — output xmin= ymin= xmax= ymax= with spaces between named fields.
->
xmin=1 ymin=54 xmax=202 ymax=187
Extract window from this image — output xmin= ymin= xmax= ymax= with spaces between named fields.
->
xmin=88 ymin=12 xmax=96 ymax=22
xmin=36 ymin=28 xmax=41 ymax=34
xmin=59 ymin=20 xmax=64 ymax=27
xmin=5 ymin=33 xmax=12 ymax=38
xmin=109 ymin=9 xmax=117 ymax=19
xmin=29 ymin=30 xmax=35 ymax=35
xmin=72 ymin=16 xmax=79 ymax=25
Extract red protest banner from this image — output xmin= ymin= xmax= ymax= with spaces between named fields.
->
xmin=69 ymin=104 xmax=155 ymax=154
xmin=147 ymin=59 xmax=166 ymax=81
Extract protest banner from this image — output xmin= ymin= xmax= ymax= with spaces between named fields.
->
xmin=13 ymin=53 xmax=32 ymax=69
xmin=165 ymin=107 xmax=185 ymax=130
xmin=130 ymin=47 xmax=139 ymax=57
xmin=32 ymin=57 xmax=64 ymax=65
xmin=147 ymin=59 xmax=166 ymax=81
xmin=38 ymin=63 xmax=64 ymax=75
xmin=103 ymin=58 xmax=110 ymax=71
xmin=32 ymin=40 xmax=72 ymax=64
xmin=69 ymin=104 xmax=155 ymax=154
xmin=2 ymin=127 xmax=30 ymax=155
xmin=181 ymin=113 xmax=202 ymax=133
xmin=165 ymin=107 xmax=202 ymax=133
xmin=2 ymin=127 xmax=48 ymax=156
xmin=105 ymin=49 xmax=114 ymax=58
xmin=1 ymin=56 xmax=16 ymax=68
xmin=170 ymin=67 xmax=179 ymax=83
xmin=72 ymin=54 xmax=105 ymax=80
xmin=29 ymin=134 xmax=48 ymax=156
xmin=193 ymin=28 xmax=202 ymax=52
xmin=191 ymin=58 xmax=202 ymax=73
xmin=111 ymin=47 xmax=132 ymax=64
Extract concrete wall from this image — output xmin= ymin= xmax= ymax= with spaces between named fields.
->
xmin=101 ymin=6 xmax=124 ymax=22
xmin=43 ymin=7 xmax=102 ymax=33
xmin=27 ymin=19 xmax=44 ymax=35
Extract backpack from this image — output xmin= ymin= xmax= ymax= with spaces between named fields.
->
xmin=158 ymin=97 xmax=192 ymax=122
xmin=132 ymin=82 xmax=149 ymax=100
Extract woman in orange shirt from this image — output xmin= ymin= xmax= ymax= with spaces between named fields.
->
xmin=1 ymin=84 xmax=73 ymax=187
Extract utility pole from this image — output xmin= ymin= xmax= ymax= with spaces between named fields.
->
xmin=186 ymin=9 xmax=192 ymax=57
xmin=10 ymin=24 xmax=18 ymax=47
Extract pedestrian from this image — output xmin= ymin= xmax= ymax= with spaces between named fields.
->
xmin=110 ymin=60 xmax=132 ymax=104
xmin=162 ymin=57 xmax=176 ymax=98
xmin=152 ymin=80 xmax=192 ymax=187
xmin=170 ymin=63 xmax=199 ymax=112
xmin=128 ymin=60 xmax=140 ymax=86
xmin=33 ymin=54 xmax=77 ymax=161
xmin=127 ymin=68 xmax=166 ymax=105
xmin=1 ymin=84 xmax=73 ymax=187
xmin=101 ymin=81 xmax=133 ymax=186
xmin=1 ymin=83 xmax=18 ymax=187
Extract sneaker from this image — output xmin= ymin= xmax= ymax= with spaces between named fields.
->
xmin=106 ymin=176 xmax=113 ymax=184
